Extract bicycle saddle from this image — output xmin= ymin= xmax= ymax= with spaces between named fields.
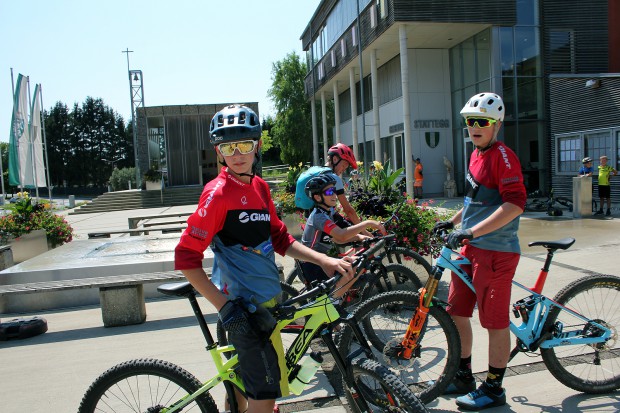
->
xmin=527 ymin=238 xmax=575 ymax=250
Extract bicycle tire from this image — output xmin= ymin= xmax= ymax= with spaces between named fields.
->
xmin=216 ymin=281 xmax=302 ymax=356
xmin=284 ymin=261 xmax=304 ymax=285
xmin=360 ymin=263 xmax=423 ymax=301
xmin=78 ymin=358 xmax=217 ymax=413
xmin=540 ymin=274 xmax=620 ymax=393
xmin=344 ymin=358 xmax=429 ymax=413
xmin=338 ymin=291 xmax=460 ymax=404
xmin=383 ymin=247 xmax=432 ymax=284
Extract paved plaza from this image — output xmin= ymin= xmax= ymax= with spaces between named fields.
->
xmin=0 ymin=201 xmax=619 ymax=412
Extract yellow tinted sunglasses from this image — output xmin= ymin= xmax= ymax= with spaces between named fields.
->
xmin=218 ymin=140 xmax=258 ymax=156
xmin=465 ymin=117 xmax=498 ymax=128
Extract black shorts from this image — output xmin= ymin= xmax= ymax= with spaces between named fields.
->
xmin=599 ymin=185 xmax=611 ymax=198
xmin=229 ymin=328 xmax=282 ymax=400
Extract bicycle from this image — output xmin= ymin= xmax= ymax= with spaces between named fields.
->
xmin=78 ymin=240 xmax=428 ymax=413
xmin=337 ymin=232 xmax=620 ymax=404
xmin=217 ymin=234 xmax=423 ymax=348
xmin=284 ymin=203 xmax=432 ymax=287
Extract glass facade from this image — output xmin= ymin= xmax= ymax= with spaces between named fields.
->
xmin=449 ymin=0 xmax=546 ymax=192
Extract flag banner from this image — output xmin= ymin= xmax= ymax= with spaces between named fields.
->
xmin=8 ymin=74 xmax=30 ymax=187
xmin=28 ymin=84 xmax=47 ymax=188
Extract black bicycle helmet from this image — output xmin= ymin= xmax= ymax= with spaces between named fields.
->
xmin=305 ymin=173 xmax=337 ymax=199
xmin=209 ymin=104 xmax=261 ymax=145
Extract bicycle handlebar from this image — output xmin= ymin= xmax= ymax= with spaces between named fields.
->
xmin=278 ymin=239 xmax=387 ymax=310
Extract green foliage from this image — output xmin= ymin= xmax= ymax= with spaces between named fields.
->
xmin=268 ymin=53 xmax=312 ymax=165
xmin=44 ymin=98 xmax=133 ymax=188
xmin=285 ymin=162 xmax=305 ymax=193
xmin=143 ymin=168 xmax=162 ymax=182
xmin=110 ymin=167 xmax=136 ymax=190
xmin=271 ymin=190 xmax=297 ymax=216
xmin=0 ymin=192 xmax=73 ymax=247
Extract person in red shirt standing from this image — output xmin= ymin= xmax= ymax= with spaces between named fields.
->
xmin=433 ymin=93 xmax=526 ymax=410
xmin=175 ymin=104 xmax=354 ymax=413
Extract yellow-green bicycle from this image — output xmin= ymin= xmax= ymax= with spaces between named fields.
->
xmin=78 ymin=240 xmax=428 ymax=413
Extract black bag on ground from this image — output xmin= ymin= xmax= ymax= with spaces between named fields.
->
xmin=0 ymin=316 xmax=48 ymax=340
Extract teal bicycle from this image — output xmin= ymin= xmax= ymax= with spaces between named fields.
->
xmin=78 ymin=240 xmax=428 ymax=413
xmin=337 ymin=234 xmax=620 ymax=404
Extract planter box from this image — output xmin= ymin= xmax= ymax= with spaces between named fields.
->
xmin=7 ymin=229 xmax=48 ymax=264
xmin=145 ymin=180 xmax=161 ymax=191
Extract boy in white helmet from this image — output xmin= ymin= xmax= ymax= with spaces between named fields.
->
xmin=433 ymin=93 xmax=527 ymax=410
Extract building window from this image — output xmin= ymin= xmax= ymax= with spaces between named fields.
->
xmin=331 ymin=49 xmax=336 ymax=67
xmin=341 ymin=38 xmax=346 ymax=58
xmin=549 ymin=29 xmax=575 ymax=73
xmin=318 ymin=62 xmax=324 ymax=80
xmin=370 ymin=3 xmax=377 ymax=28
xmin=557 ymin=135 xmax=580 ymax=173
xmin=379 ymin=0 xmax=387 ymax=18
xmin=585 ymin=130 xmax=612 ymax=165
xmin=352 ymin=26 xmax=357 ymax=47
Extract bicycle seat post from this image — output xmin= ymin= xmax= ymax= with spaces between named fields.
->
xmin=187 ymin=293 xmax=217 ymax=347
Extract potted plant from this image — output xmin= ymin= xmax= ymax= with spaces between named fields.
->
xmin=143 ymin=168 xmax=162 ymax=191
xmin=0 ymin=193 xmax=74 ymax=263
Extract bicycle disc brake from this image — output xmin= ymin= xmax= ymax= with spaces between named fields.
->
xmin=585 ymin=319 xmax=617 ymax=351
xmin=382 ymin=338 xmax=418 ymax=370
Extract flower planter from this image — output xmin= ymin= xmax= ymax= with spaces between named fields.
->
xmin=6 ymin=229 xmax=49 ymax=264
xmin=145 ymin=180 xmax=161 ymax=191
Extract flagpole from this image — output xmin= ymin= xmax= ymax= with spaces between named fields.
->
xmin=26 ymin=77 xmax=39 ymax=200
xmin=39 ymin=85 xmax=52 ymax=204
xmin=10 ymin=68 xmax=23 ymax=195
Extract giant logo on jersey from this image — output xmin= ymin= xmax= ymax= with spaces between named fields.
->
xmin=465 ymin=170 xmax=480 ymax=199
xmin=239 ymin=211 xmax=270 ymax=223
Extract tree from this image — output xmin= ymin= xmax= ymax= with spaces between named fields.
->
xmin=268 ymin=52 xmax=312 ymax=165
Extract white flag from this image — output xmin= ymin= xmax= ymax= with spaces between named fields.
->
xmin=29 ymin=84 xmax=47 ymax=188
xmin=8 ymin=74 xmax=30 ymax=187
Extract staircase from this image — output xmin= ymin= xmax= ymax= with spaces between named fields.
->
xmin=69 ymin=186 xmax=203 ymax=215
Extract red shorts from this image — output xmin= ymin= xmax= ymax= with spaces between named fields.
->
xmin=446 ymin=244 xmax=520 ymax=329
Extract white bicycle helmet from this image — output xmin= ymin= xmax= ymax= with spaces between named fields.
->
xmin=582 ymin=157 xmax=593 ymax=163
xmin=460 ymin=93 xmax=505 ymax=121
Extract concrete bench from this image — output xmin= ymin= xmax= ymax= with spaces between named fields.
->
xmin=88 ymin=225 xmax=187 ymax=239
xmin=0 ymin=271 xmax=188 ymax=327
xmin=142 ymin=219 xmax=188 ymax=228
xmin=0 ymin=264 xmax=284 ymax=327
xmin=128 ymin=212 xmax=192 ymax=230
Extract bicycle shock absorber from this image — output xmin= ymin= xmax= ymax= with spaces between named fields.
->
xmin=512 ymin=295 xmax=536 ymax=323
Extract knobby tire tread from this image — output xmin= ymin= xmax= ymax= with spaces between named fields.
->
xmin=78 ymin=358 xmax=217 ymax=413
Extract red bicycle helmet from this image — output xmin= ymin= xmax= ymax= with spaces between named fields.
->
xmin=328 ymin=143 xmax=357 ymax=169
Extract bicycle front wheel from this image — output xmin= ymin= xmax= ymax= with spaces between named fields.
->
xmin=338 ymin=291 xmax=460 ymax=404
xmin=344 ymin=358 xmax=429 ymax=413
xmin=540 ymin=274 xmax=620 ymax=393
xmin=78 ymin=358 xmax=217 ymax=413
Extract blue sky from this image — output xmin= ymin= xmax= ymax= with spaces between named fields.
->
xmin=1 ymin=0 xmax=320 ymax=143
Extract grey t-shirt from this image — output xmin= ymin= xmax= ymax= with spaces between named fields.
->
xmin=301 ymin=207 xmax=338 ymax=254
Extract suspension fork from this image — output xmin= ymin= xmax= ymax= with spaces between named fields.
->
xmin=399 ymin=266 xmax=443 ymax=358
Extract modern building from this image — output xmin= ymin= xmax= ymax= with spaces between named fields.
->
xmin=301 ymin=0 xmax=620 ymax=201
xmin=135 ymin=102 xmax=260 ymax=187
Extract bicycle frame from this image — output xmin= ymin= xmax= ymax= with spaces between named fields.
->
xmin=400 ymin=242 xmax=612 ymax=360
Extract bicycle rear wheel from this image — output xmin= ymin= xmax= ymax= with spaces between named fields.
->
xmin=344 ymin=358 xmax=429 ymax=412
xmin=78 ymin=358 xmax=217 ymax=413
xmin=540 ymin=274 xmax=620 ymax=393
xmin=360 ymin=263 xmax=423 ymax=301
xmin=383 ymin=247 xmax=431 ymax=284
xmin=338 ymin=291 xmax=460 ymax=404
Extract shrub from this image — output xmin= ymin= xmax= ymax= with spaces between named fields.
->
xmin=143 ymin=168 xmax=162 ymax=182
xmin=0 ymin=195 xmax=73 ymax=247
xmin=271 ymin=190 xmax=298 ymax=216
xmin=110 ymin=167 xmax=136 ymax=191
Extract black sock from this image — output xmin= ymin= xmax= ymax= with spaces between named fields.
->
xmin=484 ymin=365 xmax=506 ymax=393
xmin=456 ymin=356 xmax=473 ymax=381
